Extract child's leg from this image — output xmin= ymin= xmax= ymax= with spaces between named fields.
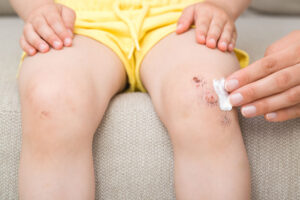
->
xmin=140 ymin=29 xmax=251 ymax=200
xmin=18 ymin=35 xmax=127 ymax=200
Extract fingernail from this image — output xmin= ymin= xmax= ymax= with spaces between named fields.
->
xmin=176 ymin=24 xmax=183 ymax=31
xmin=208 ymin=38 xmax=216 ymax=47
xmin=200 ymin=35 xmax=205 ymax=42
xmin=53 ymin=41 xmax=62 ymax=49
xmin=241 ymin=105 xmax=257 ymax=117
xmin=228 ymin=43 xmax=234 ymax=51
xmin=229 ymin=93 xmax=243 ymax=105
xmin=220 ymin=41 xmax=227 ymax=49
xmin=68 ymin=29 xmax=73 ymax=36
xmin=225 ymin=79 xmax=239 ymax=91
xmin=64 ymin=38 xmax=72 ymax=46
xmin=29 ymin=48 xmax=35 ymax=55
xmin=39 ymin=43 xmax=47 ymax=52
xmin=266 ymin=112 xmax=277 ymax=120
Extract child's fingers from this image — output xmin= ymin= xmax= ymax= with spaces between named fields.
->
xmin=228 ymin=30 xmax=237 ymax=52
xmin=61 ymin=6 xmax=76 ymax=46
xmin=176 ymin=6 xmax=195 ymax=34
xmin=206 ymin=16 xmax=226 ymax=49
xmin=20 ymin=34 xmax=37 ymax=56
xmin=217 ymin=22 xmax=233 ymax=52
xmin=32 ymin=16 xmax=63 ymax=50
xmin=195 ymin=10 xmax=212 ymax=44
xmin=45 ymin=12 xmax=72 ymax=46
xmin=23 ymin=23 xmax=49 ymax=53
xmin=61 ymin=6 xmax=76 ymax=32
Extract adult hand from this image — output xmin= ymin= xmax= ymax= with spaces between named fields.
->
xmin=225 ymin=31 xmax=300 ymax=122
xmin=176 ymin=1 xmax=237 ymax=52
xmin=20 ymin=3 xmax=76 ymax=56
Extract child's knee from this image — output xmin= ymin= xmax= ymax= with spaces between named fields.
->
xmin=19 ymin=66 xmax=101 ymax=152
xmin=21 ymin=72 xmax=90 ymax=116
xmin=159 ymin=73 xmax=240 ymax=148
xmin=162 ymin=72 xmax=234 ymax=124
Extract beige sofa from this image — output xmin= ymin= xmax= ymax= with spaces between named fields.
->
xmin=0 ymin=0 xmax=300 ymax=199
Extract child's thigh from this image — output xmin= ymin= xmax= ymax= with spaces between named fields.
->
xmin=140 ymin=29 xmax=240 ymax=126
xmin=18 ymin=35 xmax=127 ymax=111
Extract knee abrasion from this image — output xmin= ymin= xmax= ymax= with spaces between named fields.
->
xmin=192 ymin=76 xmax=218 ymax=107
xmin=192 ymin=75 xmax=232 ymax=127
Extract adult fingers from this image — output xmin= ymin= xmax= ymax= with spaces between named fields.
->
xmin=265 ymin=103 xmax=300 ymax=122
xmin=225 ymin=43 xmax=300 ymax=92
xmin=229 ymin=63 xmax=300 ymax=106
xmin=240 ymin=85 xmax=300 ymax=118
xmin=23 ymin=23 xmax=49 ymax=53
xmin=265 ymin=30 xmax=300 ymax=56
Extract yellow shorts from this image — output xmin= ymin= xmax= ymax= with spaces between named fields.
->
xmin=17 ymin=0 xmax=249 ymax=93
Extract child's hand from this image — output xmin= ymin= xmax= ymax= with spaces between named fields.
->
xmin=176 ymin=2 xmax=236 ymax=52
xmin=20 ymin=3 xmax=76 ymax=56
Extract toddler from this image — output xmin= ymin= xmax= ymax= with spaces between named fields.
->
xmin=11 ymin=0 xmax=251 ymax=199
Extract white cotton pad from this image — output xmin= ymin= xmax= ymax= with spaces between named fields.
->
xmin=213 ymin=78 xmax=232 ymax=111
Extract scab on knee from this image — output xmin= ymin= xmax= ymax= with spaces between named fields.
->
xmin=192 ymin=76 xmax=218 ymax=107
xmin=40 ymin=110 xmax=50 ymax=119
xmin=193 ymin=76 xmax=206 ymax=88
xmin=192 ymin=75 xmax=232 ymax=127
xmin=203 ymin=90 xmax=218 ymax=107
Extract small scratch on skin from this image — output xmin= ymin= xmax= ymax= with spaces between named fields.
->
xmin=221 ymin=112 xmax=231 ymax=127
xmin=203 ymin=90 xmax=218 ymax=107
xmin=192 ymin=76 xmax=232 ymax=126
xmin=193 ymin=76 xmax=201 ymax=83
xmin=40 ymin=111 xmax=50 ymax=119
xmin=193 ymin=76 xmax=207 ymax=88
xmin=193 ymin=76 xmax=201 ymax=88
xmin=193 ymin=76 xmax=218 ymax=107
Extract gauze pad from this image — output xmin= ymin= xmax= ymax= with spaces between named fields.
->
xmin=213 ymin=78 xmax=232 ymax=111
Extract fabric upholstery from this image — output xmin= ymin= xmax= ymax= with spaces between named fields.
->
xmin=1 ymin=11 xmax=300 ymax=200
xmin=250 ymin=0 xmax=300 ymax=14
xmin=0 ymin=0 xmax=15 ymax=15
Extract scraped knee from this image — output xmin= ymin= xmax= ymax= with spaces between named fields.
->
xmin=161 ymin=73 xmax=234 ymax=127
xmin=192 ymin=75 xmax=219 ymax=107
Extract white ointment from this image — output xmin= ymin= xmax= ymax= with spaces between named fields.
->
xmin=213 ymin=78 xmax=232 ymax=111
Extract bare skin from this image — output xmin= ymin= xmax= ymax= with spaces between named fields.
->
xmin=18 ymin=35 xmax=127 ymax=199
xmin=176 ymin=0 xmax=251 ymax=52
xmin=140 ymin=29 xmax=251 ymax=200
xmin=13 ymin=0 xmax=252 ymax=198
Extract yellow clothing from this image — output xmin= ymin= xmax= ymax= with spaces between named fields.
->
xmin=17 ymin=0 xmax=249 ymax=92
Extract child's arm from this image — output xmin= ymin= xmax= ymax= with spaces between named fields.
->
xmin=176 ymin=0 xmax=251 ymax=52
xmin=10 ymin=0 xmax=75 ymax=55
xmin=10 ymin=0 xmax=53 ymax=21
xmin=207 ymin=0 xmax=251 ymax=20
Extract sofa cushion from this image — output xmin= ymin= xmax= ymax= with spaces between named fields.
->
xmin=0 ymin=0 xmax=15 ymax=15
xmin=250 ymin=0 xmax=300 ymax=14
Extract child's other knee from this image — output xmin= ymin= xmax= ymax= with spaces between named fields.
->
xmin=18 ymin=63 xmax=102 ymax=153
xmin=20 ymin=71 xmax=92 ymax=116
